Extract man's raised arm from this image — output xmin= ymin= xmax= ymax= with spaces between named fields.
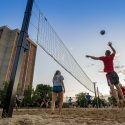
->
xmin=108 ymin=42 xmax=116 ymax=54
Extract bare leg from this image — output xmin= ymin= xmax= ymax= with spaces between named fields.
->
xmin=115 ymin=84 xmax=124 ymax=100
xmin=15 ymin=103 xmax=18 ymax=111
xmin=115 ymin=84 xmax=125 ymax=108
xmin=40 ymin=101 xmax=44 ymax=107
xmin=109 ymin=84 xmax=119 ymax=103
xmin=52 ymin=92 xmax=57 ymax=113
xmin=58 ymin=92 xmax=64 ymax=114
xmin=46 ymin=101 xmax=49 ymax=108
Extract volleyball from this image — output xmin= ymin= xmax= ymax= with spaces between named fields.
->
xmin=100 ymin=30 xmax=105 ymax=35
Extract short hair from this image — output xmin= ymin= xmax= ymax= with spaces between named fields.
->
xmin=105 ymin=50 xmax=111 ymax=55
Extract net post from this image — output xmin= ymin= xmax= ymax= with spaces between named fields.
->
xmin=37 ymin=10 xmax=40 ymax=44
xmin=93 ymin=82 xmax=99 ymax=108
xmin=2 ymin=0 xmax=34 ymax=118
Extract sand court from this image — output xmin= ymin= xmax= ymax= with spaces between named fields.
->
xmin=0 ymin=108 xmax=125 ymax=125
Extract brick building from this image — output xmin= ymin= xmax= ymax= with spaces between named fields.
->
xmin=0 ymin=26 xmax=37 ymax=95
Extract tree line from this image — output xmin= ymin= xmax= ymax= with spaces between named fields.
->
xmin=0 ymin=82 xmax=116 ymax=108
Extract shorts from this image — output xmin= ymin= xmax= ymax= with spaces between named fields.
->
xmin=106 ymin=71 xmax=119 ymax=86
xmin=53 ymin=86 xmax=63 ymax=93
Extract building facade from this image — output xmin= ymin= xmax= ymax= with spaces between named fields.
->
xmin=0 ymin=26 xmax=37 ymax=95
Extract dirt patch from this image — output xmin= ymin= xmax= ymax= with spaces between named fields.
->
xmin=0 ymin=108 xmax=125 ymax=125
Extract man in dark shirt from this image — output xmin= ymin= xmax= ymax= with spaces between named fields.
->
xmin=86 ymin=93 xmax=92 ymax=108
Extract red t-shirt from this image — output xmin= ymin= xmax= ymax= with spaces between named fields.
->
xmin=99 ymin=53 xmax=115 ymax=73
xmin=121 ymin=87 xmax=125 ymax=95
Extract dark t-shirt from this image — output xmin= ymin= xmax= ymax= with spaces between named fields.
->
xmin=86 ymin=95 xmax=91 ymax=101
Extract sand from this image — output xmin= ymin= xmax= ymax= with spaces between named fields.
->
xmin=0 ymin=108 xmax=125 ymax=125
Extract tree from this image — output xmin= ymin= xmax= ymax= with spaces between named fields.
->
xmin=35 ymin=84 xmax=52 ymax=100
xmin=92 ymin=97 xmax=101 ymax=108
xmin=22 ymin=85 xmax=34 ymax=107
xmin=1 ymin=83 xmax=53 ymax=107
xmin=75 ymin=92 xmax=87 ymax=107
xmin=31 ymin=90 xmax=41 ymax=106
xmin=21 ymin=84 xmax=52 ymax=107
xmin=0 ymin=81 xmax=8 ymax=107
xmin=108 ymin=96 xmax=117 ymax=106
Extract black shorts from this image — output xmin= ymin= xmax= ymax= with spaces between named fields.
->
xmin=106 ymin=71 xmax=119 ymax=85
xmin=87 ymin=100 xmax=91 ymax=105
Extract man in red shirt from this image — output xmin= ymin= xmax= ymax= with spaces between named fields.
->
xmin=86 ymin=42 xmax=125 ymax=106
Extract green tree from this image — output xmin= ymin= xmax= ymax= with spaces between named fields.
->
xmin=75 ymin=92 xmax=87 ymax=107
xmin=92 ymin=97 xmax=101 ymax=108
xmin=91 ymin=97 xmax=108 ymax=108
xmin=35 ymin=84 xmax=52 ymax=100
xmin=0 ymin=81 xmax=8 ymax=107
xmin=22 ymin=84 xmax=52 ymax=107
xmin=108 ymin=96 xmax=117 ymax=106
xmin=15 ymin=84 xmax=52 ymax=107
xmin=22 ymin=85 xmax=34 ymax=107
xmin=31 ymin=89 xmax=41 ymax=107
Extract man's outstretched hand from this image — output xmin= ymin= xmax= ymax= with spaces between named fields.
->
xmin=86 ymin=55 xmax=90 ymax=58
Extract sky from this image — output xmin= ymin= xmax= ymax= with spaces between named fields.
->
xmin=1 ymin=0 xmax=125 ymax=97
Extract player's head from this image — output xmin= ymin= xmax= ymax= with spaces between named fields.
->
xmin=55 ymin=70 xmax=61 ymax=76
xmin=53 ymin=70 xmax=61 ymax=81
xmin=105 ymin=50 xmax=111 ymax=56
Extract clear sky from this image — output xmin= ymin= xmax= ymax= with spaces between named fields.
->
xmin=1 ymin=0 xmax=125 ymax=97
